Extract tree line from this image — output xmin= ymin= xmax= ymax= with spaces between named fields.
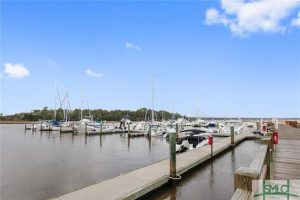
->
xmin=0 ymin=107 xmax=185 ymax=122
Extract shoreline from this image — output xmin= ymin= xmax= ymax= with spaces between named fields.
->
xmin=0 ymin=121 xmax=33 ymax=124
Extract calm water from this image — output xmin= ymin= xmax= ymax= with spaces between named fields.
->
xmin=1 ymin=124 xmax=258 ymax=200
xmin=1 ymin=124 xmax=169 ymax=200
xmin=148 ymin=140 xmax=260 ymax=200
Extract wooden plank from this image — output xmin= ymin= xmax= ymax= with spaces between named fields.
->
xmin=249 ymin=145 xmax=268 ymax=172
xmin=271 ymin=124 xmax=300 ymax=180
xmin=231 ymin=188 xmax=251 ymax=200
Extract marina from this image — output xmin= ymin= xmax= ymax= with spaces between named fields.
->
xmin=49 ymin=126 xmax=256 ymax=200
xmin=2 ymin=1 xmax=300 ymax=199
xmin=1 ymin=118 xmax=300 ymax=200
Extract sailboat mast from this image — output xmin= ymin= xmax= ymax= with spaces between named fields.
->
xmin=64 ymin=90 xmax=68 ymax=122
xmin=151 ymin=75 xmax=154 ymax=123
xmin=54 ymin=79 xmax=57 ymax=120
xmin=80 ymin=102 xmax=83 ymax=121
xmin=161 ymin=102 xmax=164 ymax=121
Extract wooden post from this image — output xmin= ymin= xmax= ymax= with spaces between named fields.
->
xmin=40 ymin=122 xmax=43 ymax=131
xmin=100 ymin=123 xmax=103 ymax=134
xmin=231 ymin=125 xmax=234 ymax=145
xmin=260 ymin=138 xmax=271 ymax=179
xmin=211 ymin=138 xmax=213 ymax=157
xmin=25 ymin=124 xmax=27 ymax=130
xmin=169 ymin=125 xmax=177 ymax=178
xmin=265 ymin=132 xmax=274 ymax=150
xmin=234 ymin=167 xmax=259 ymax=191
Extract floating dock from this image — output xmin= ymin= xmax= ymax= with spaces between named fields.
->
xmin=86 ymin=130 xmax=146 ymax=136
xmin=50 ymin=130 xmax=256 ymax=200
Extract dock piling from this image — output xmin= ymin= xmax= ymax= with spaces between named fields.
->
xmin=208 ymin=135 xmax=213 ymax=157
xmin=230 ymin=125 xmax=235 ymax=145
xmin=169 ymin=125 xmax=177 ymax=179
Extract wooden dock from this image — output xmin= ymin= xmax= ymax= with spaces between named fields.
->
xmin=50 ymin=130 xmax=255 ymax=200
xmin=86 ymin=130 xmax=146 ymax=137
xmin=272 ymin=124 xmax=300 ymax=180
xmin=231 ymin=123 xmax=300 ymax=199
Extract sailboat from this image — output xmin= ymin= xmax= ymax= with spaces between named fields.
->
xmin=145 ymin=76 xmax=165 ymax=137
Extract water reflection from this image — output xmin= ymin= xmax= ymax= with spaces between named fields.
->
xmin=148 ymin=136 xmax=152 ymax=151
xmin=1 ymin=124 xmax=169 ymax=200
xmin=231 ymin=148 xmax=236 ymax=172
xmin=170 ymin=186 xmax=177 ymax=200
xmin=128 ymin=135 xmax=130 ymax=149
xmin=148 ymin=140 xmax=260 ymax=200
xmin=99 ymin=134 xmax=102 ymax=148
xmin=209 ymin=162 xmax=214 ymax=187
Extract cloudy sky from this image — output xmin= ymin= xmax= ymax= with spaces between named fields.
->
xmin=1 ymin=0 xmax=300 ymax=117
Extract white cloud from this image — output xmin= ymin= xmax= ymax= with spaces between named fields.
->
xmin=205 ymin=0 xmax=300 ymax=36
xmin=125 ymin=42 xmax=141 ymax=51
xmin=291 ymin=11 xmax=300 ymax=26
xmin=205 ymin=8 xmax=230 ymax=25
xmin=85 ymin=69 xmax=103 ymax=78
xmin=4 ymin=63 xmax=30 ymax=79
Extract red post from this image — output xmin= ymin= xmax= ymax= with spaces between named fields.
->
xmin=208 ymin=135 xmax=213 ymax=157
xmin=273 ymin=131 xmax=278 ymax=144
xmin=208 ymin=135 xmax=213 ymax=145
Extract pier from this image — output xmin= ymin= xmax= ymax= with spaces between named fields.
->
xmin=272 ymin=124 xmax=300 ymax=180
xmin=231 ymin=123 xmax=300 ymax=199
xmin=50 ymin=130 xmax=255 ymax=200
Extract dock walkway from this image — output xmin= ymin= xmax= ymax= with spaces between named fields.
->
xmin=51 ymin=131 xmax=254 ymax=200
xmin=272 ymin=124 xmax=300 ymax=180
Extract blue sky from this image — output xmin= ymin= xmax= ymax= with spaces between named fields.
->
xmin=1 ymin=0 xmax=300 ymax=118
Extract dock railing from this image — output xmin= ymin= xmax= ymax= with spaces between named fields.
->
xmin=231 ymin=137 xmax=272 ymax=200
xmin=285 ymin=120 xmax=300 ymax=128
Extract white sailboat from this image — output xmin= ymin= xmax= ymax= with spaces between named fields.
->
xmin=146 ymin=76 xmax=165 ymax=137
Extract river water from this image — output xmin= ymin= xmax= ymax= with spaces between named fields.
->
xmin=148 ymin=140 xmax=260 ymax=200
xmin=1 ymin=124 xmax=259 ymax=200
xmin=1 ymin=124 xmax=169 ymax=200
